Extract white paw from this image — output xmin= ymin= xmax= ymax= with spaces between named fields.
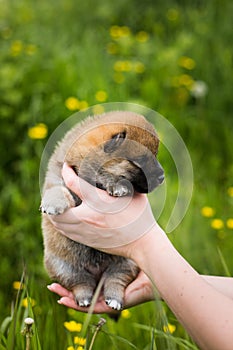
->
xmin=40 ymin=186 xmax=75 ymax=215
xmin=40 ymin=202 xmax=67 ymax=215
xmin=105 ymin=298 xmax=122 ymax=311
xmin=78 ymin=299 xmax=91 ymax=307
xmin=106 ymin=184 xmax=130 ymax=197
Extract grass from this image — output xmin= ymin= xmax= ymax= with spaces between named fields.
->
xmin=1 ymin=275 xmax=200 ymax=349
xmin=1 ymin=0 xmax=233 ymax=349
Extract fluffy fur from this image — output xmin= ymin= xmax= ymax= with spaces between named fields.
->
xmin=41 ymin=111 xmax=164 ymax=311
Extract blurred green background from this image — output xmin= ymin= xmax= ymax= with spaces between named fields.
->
xmin=0 ymin=0 xmax=233 ymax=349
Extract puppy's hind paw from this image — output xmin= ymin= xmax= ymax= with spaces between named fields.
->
xmin=105 ymin=298 xmax=123 ymax=311
xmin=78 ymin=298 xmax=92 ymax=307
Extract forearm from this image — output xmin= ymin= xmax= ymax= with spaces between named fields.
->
xmin=202 ymin=275 xmax=233 ymax=300
xmin=132 ymin=226 xmax=233 ymax=350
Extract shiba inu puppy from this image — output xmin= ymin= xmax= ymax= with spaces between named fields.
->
xmin=41 ymin=111 xmax=164 ymax=311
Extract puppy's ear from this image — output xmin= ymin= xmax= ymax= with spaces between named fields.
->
xmin=104 ymin=131 xmax=126 ymax=153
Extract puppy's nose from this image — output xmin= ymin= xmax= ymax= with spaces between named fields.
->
xmin=154 ymin=161 xmax=165 ymax=184
xmin=157 ymin=173 xmax=165 ymax=184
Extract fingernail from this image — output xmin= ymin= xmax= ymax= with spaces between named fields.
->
xmin=47 ymin=285 xmax=52 ymax=290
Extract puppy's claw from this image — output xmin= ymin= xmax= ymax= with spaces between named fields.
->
xmin=78 ymin=299 xmax=91 ymax=307
xmin=106 ymin=184 xmax=131 ymax=197
xmin=39 ymin=204 xmax=65 ymax=215
xmin=105 ymin=298 xmax=122 ymax=311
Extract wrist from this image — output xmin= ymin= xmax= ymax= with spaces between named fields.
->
xmin=128 ymin=223 xmax=168 ymax=271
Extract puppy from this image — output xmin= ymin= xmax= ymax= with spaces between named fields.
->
xmin=41 ymin=111 xmax=164 ymax=311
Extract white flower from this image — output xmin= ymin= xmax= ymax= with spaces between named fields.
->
xmin=190 ymin=80 xmax=208 ymax=98
xmin=24 ymin=317 xmax=34 ymax=325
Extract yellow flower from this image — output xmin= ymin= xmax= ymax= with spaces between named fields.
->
xmin=114 ymin=60 xmax=123 ymax=72
xmin=74 ymin=336 xmax=86 ymax=346
xmin=13 ymin=281 xmax=24 ymax=290
xmin=226 ymin=219 xmax=233 ymax=229
xmin=92 ymin=105 xmax=105 ymax=115
xmin=114 ymin=60 xmax=132 ymax=72
xmin=65 ymin=97 xmax=80 ymax=111
xmin=64 ymin=321 xmax=82 ymax=332
xmin=227 ymin=187 xmax=233 ymax=197
xmin=166 ymin=8 xmax=179 ymax=21
xmin=178 ymin=56 xmax=196 ymax=70
xmin=109 ymin=25 xmax=131 ymax=39
xmin=28 ymin=123 xmax=48 ymax=139
xmin=11 ymin=40 xmax=23 ymax=56
xmin=22 ymin=297 xmax=36 ymax=308
xmin=78 ymin=100 xmax=89 ymax=110
xmin=171 ymin=75 xmax=194 ymax=88
xmin=109 ymin=25 xmax=120 ymax=38
xmin=163 ymin=323 xmax=176 ymax=334
xmin=135 ymin=31 xmax=149 ymax=43
xmin=179 ymin=74 xmax=194 ymax=88
xmin=95 ymin=90 xmax=108 ymax=102
xmin=121 ymin=309 xmax=131 ymax=319
xmin=133 ymin=61 xmax=145 ymax=74
xmin=25 ymin=44 xmax=37 ymax=55
xmin=201 ymin=206 xmax=215 ymax=218
xmin=119 ymin=26 xmax=131 ymax=37
xmin=67 ymin=347 xmax=74 ymax=350
xmin=122 ymin=60 xmax=132 ymax=71
xmin=211 ymin=219 xmax=224 ymax=230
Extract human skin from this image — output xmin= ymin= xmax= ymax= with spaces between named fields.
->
xmin=48 ymin=163 xmax=233 ymax=350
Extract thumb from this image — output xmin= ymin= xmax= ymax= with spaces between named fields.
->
xmin=62 ymin=162 xmax=112 ymax=204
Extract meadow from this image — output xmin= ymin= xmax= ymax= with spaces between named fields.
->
xmin=0 ymin=0 xmax=233 ymax=349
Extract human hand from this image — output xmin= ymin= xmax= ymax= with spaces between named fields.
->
xmin=47 ymin=271 xmax=156 ymax=313
xmin=49 ymin=163 xmax=158 ymax=258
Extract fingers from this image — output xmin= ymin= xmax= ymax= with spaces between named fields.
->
xmin=48 ymin=283 xmax=119 ymax=314
xmin=124 ymin=271 xmax=155 ymax=308
xmin=47 ymin=283 xmax=74 ymax=298
xmin=49 ymin=207 xmax=83 ymax=225
xmin=62 ymin=163 xmax=112 ymax=204
xmin=58 ymin=297 xmax=119 ymax=314
xmin=61 ymin=163 xmax=88 ymax=200
xmin=58 ymin=297 xmax=84 ymax=310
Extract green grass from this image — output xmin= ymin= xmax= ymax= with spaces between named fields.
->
xmin=1 ymin=274 xmax=199 ymax=349
xmin=1 ymin=0 xmax=233 ymax=349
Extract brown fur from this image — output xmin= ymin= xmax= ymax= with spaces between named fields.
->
xmin=41 ymin=111 xmax=164 ymax=310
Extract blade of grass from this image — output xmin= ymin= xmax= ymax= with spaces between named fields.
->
xmin=134 ymin=323 xmax=199 ymax=350
xmin=6 ymin=273 xmax=26 ymax=350
xmin=217 ymin=247 xmax=231 ymax=277
xmin=81 ymin=277 xmax=104 ymax=338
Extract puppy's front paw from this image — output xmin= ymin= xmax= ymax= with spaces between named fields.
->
xmin=106 ymin=180 xmax=132 ymax=197
xmin=40 ymin=186 xmax=75 ymax=215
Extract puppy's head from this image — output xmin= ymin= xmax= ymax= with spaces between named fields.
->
xmin=66 ymin=111 xmax=164 ymax=194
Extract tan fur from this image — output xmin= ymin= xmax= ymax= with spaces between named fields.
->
xmin=41 ymin=111 xmax=164 ymax=311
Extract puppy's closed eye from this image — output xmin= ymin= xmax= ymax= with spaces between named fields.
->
xmin=104 ymin=131 xmax=126 ymax=153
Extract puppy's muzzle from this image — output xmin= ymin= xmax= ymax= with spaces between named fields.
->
xmin=131 ymin=157 xmax=165 ymax=193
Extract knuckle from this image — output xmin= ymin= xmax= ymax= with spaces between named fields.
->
xmin=64 ymin=176 xmax=75 ymax=189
